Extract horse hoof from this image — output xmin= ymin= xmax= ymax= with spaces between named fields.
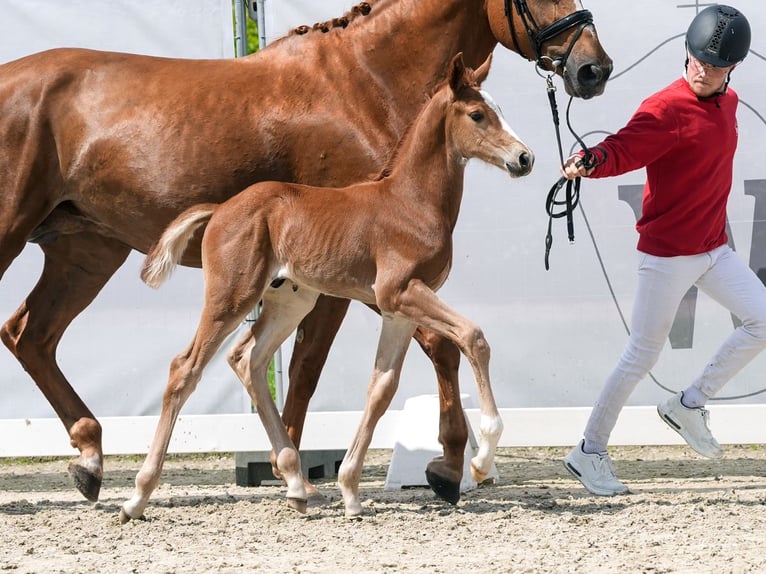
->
xmin=287 ymin=497 xmax=308 ymax=514
xmin=425 ymin=467 xmax=460 ymax=505
xmin=118 ymin=508 xmax=132 ymax=524
xmin=67 ymin=461 xmax=102 ymax=502
xmin=469 ymin=461 xmax=488 ymax=484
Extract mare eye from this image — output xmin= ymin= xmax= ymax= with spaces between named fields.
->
xmin=469 ymin=111 xmax=484 ymax=122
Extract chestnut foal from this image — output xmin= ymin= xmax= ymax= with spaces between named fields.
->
xmin=122 ymin=53 xmax=533 ymax=521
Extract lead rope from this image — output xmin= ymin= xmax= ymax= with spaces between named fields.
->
xmin=543 ymin=76 xmax=595 ymax=270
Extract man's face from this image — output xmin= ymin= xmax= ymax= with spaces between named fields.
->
xmin=686 ymin=52 xmax=735 ymax=98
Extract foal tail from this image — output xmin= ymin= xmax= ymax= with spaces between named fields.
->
xmin=141 ymin=204 xmax=217 ymax=289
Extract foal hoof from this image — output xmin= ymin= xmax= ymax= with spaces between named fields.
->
xmin=287 ymin=497 xmax=308 ymax=514
xmin=425 ymin=467 xmax=460 ymax=505
xmin=469 ymin=461 xmax=488 ymax=484
xmin=118 ymin=508 xmax=132 ymax=525
xmin=67 ymin=461 xmax=102 ymax=502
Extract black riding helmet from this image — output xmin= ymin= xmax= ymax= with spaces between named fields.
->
xmin=686 ymin=4 xmax=751 ymax=67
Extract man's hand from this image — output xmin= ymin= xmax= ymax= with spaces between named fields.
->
xmin=561 ymin=154 xmax=595 ymax=180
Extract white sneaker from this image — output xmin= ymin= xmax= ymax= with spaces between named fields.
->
xmin=564 ymin=440 xmax=629 ymax=496
xmin=657 ymin=392 xmax=722 ymax=459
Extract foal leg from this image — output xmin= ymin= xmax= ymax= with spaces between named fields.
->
xmin=385 ymin=280 xmax=503 ymax=483
xmin=281 ymin=295 xmax=351 ymax=446
xmin=120 ymin=298 xmax=256 ymax=522
xmin=338 ymin=316 xmax=416 ymax=517
xmin=227 ymin=327 xmax=325 ymax=504
xmin=1 ymin=232 xmax=130 ymax=501
xmin=235 ymin=283 xmax=320 ymax=513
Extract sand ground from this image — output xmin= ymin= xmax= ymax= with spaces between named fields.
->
xmin=2 ymin=445 xmax=765 ymax=573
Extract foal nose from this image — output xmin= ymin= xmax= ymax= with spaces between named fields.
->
xmin=506 ymin=148 xmax=534 ymax=177
xmin=519 ymin=151 xmax=533 ymax=171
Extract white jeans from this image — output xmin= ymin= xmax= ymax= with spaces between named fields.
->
xmin=584 ymin=244 xmax=766 ymax=449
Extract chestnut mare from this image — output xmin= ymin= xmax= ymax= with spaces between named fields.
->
xmin=123 ymin=52 xmax=533 ymax=520
xmin=0 ymin=0 xmax=611 ymax=505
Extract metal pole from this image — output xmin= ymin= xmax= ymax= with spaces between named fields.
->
xmin=242 ymin=0 xmax=283 ymax=410
xmin=256 ymin=0 xmax=268 ymax=49
xmin=259 ymin=0 xmax=283 ymax=410
xmin=233 ymin=0 xmax=248 ymax=57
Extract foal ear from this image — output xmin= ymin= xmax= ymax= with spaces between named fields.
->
xmin=448 ymin=52 xmax=467 ymax=95
xmin=473 ymin=53 xmax=493 ymax=86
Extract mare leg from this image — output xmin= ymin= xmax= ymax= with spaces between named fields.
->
xmin=412 ymin=327 xmax=466 ymax=504
xmin=0 ymin=232 xmax=130 ymax=501
xmin=235 ymin=282 xmax=321 ymax=513
xmin=338 ymin=316 xmax=416 ymax=517
xmin=282 ymin=295 xmax=351 ymax=446
xmin=385 ymin=280 xmax=503 ymax=483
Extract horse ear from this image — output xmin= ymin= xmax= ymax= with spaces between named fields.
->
xmin=474 ymin=53 xmax=493 ymax=86
xmin=448 ymin=52 xmax=467 ymax=95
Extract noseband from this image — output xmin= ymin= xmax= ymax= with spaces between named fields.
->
xmin=504 ymin=0 xmax=594 ymax=70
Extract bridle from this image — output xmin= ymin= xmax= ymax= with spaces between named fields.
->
xmin=504 ymin=0 xmax=599 ymax=270
xmin=504 ymin=0 xmax=594 ymax=71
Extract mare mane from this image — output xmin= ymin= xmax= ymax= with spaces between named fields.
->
xmin=289 ymin=1 xmax=373 ymax=35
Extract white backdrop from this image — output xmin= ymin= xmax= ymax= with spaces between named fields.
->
xmin=1 ymin=0 xmax=766 ymax=438
xmin=0 ymin=0 xmax=246 ymax=419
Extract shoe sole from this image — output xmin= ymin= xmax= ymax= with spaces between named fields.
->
xmin=562 ymin=459 xmax=628 ymax=497
xmin=657 ymin=406 xmax=723 ymax=459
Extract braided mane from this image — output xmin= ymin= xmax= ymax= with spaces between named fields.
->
xmin=290 ymin=2 xmax=373 ymax=36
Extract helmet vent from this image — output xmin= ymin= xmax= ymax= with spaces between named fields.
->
xmin=706 ymin=11 xmax=731 ymax=56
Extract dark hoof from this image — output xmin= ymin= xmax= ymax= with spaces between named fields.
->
xmin=67 ymin=462 xmax=102 ymax=502
xmin=425 ymin=468 xmax=460 ymax=505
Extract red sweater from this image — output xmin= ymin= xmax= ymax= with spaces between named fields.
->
xmin=587 ymin=77 xmax=738 ymax=256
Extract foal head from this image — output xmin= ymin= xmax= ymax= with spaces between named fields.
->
xmin=445 ymin=53 xmax=534 ymax=178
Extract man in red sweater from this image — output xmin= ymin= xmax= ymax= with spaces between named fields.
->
xmin=561 ymin=5 xmax=759 ymax=496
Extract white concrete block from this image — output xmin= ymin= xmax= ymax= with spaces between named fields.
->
xmin=384 ymin=394 xmax=498 ymax=493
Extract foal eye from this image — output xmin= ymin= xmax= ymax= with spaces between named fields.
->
xmin=469 ymin=111 xmax=484 ymax=122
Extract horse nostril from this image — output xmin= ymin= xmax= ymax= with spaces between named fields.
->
xmin=577 ymin=63 xmax=612 ymax=88
xmin=578 ymin=64 xmax=600 ymax=87
xmin=519 ymin=152 xmax=531 ymax=170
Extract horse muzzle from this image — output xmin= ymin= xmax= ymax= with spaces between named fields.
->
xmin=563 ymin=58 xmax=613 ymax=100
xmin=505 ymin=148 xmax=534 ymax=178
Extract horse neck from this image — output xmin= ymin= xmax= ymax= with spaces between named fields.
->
xmin=296 ymin=0 xmax=497 ymax=113
xmin=383 ymin=91 xmax=466 ymax=228
xmin=365 ymin=0 xmax=496 ymax=80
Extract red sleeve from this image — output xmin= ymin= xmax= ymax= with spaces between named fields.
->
xmin=588 ymin=95 xmax=679 ymax=178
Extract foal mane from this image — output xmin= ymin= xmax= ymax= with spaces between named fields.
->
xmin=290 ymin=1 xmax=374 ymax=36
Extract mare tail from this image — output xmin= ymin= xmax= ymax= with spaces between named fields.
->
xmin=141 ymin=204 xmax=217 ymax=289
